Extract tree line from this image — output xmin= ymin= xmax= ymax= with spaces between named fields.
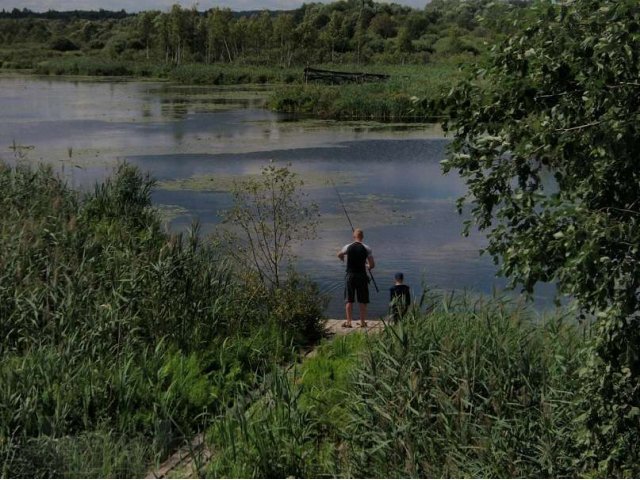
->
xmin=0 ymin=0 xmax=533 ymax=66
xmin=0 ymin=8 xmax=131 ymax=20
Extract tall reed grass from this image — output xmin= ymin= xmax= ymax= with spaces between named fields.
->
xmin=204 ymin=293 xmax=588 ymax=478
xmin=0 ymin=162 xmax=326 ymax=477
xmin=206 ymin=333 xmax=366 ymax=478
xmin=345 ymin=295 xmax=586 ymax=477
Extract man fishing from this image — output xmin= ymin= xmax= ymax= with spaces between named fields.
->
xmin=337 ymin=228 xmax=375 ymax=328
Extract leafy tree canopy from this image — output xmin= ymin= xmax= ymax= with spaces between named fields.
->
xmin=443 ymin=0 xmax=640 ymax=474
xmin=0 ymin=0 xmax=533 ymax=66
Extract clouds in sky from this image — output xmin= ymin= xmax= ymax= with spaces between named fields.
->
xmin=1 ymin=0 xmax=429 ymax=13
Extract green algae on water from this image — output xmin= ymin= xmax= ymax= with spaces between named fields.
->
xmin=156 ymin=171 xmax=368 ymax=192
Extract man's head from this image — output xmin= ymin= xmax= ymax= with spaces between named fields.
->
xmin=353 ymin=228 xmax=364 ymax=241
xmin=394 ymin=272 xmax=404 ymax=283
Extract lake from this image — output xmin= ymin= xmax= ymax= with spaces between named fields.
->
xmin=0 ymin=74 xmax=557 ymax=318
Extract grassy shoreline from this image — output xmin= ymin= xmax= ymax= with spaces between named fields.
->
xmin=0 ymin=160 xmax=597 ymax=478
xmin=205 ymin=295 xmax=589 ymax=477
xmin=2 ymin=55 xmax=464 ymax=120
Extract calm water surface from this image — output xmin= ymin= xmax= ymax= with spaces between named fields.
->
xmin=0 ymin=75 xmax=557 ymax=317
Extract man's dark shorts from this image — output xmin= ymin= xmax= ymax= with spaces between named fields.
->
xmin=345 ymin=272 xmax=370 ymax=304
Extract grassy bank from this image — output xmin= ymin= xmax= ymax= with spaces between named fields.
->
xmin=7 ymin=52 xmax=464 ymax=120
xmin=31 ymin=57 xmax=302 ymax=85
xmin=269 ymin=63 xmax=460 ymax=120
xmin=207 ymin=332 xmax=367 ymax=477
xmin=0 ymin=162 xmax=325 ymax=477
xmin=0 ymin=161 xmax=596 ymax=477
xmin=205 ymin=294 xmax=588 ymax=477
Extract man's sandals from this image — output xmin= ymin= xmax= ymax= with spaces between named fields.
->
xmin=341 ymin=322 xmax=367 ymax=328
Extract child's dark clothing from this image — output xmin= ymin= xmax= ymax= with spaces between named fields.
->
xmin=389 ymin=284 xmax=411 ymax=321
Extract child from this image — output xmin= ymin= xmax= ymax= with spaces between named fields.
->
xmin=389 ymin=272 xmax=411 ymax=322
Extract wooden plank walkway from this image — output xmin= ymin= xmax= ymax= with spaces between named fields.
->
xmin=303 ymin=66 xmax=390 ymax=84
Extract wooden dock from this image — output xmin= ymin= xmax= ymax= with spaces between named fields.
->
xmin=303 ymin=67 xmax=390 ymax=85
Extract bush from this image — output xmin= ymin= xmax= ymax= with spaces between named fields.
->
xmin=269 ymin=274 xmax=328 ymax=345
xmin=50 ymin=36 xmax=79 ymax=52
xmin=103 ymin=34 xmax=128 ymax=57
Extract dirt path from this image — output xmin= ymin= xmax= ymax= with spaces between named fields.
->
xmin=145 ymin=433 xmax=212 ymax=479
xmin=325 ymin=318 xmax=384 ymax=335
xmin=145 ymin=318 xmax=385 ymax=478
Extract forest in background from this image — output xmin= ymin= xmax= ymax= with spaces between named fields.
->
xmin=0 ymin=0 xmax=532 ymax=69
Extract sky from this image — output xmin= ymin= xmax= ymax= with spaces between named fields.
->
xmin=0 ymin=0 xmax=429 ymax=12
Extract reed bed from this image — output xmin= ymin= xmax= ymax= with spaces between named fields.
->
xmin=34 ymin=56 xmax=162 ymax=77
xmin=269 ymin=62 xmax=460 ymax=121
xmin=167 ymin=64 xmax=299 ymax=85
xmin=344 ymin=296 xmax=587 ymax=477
xmin=206 ymin=333 xmax=367 ymax=478
xmin=32 ymin=57 xmax=301 ymax=85
xmin=204 ymin=294 xmax=587 ymax=478
xmin=0 ymin=162 xmax=325 ymax=477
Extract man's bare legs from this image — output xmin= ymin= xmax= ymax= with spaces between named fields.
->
xmin=345 ymin=302 xmax=353 ymax=327
xmin=359 ymin=303 xmax=367 ymax=327
xmin=345 ymin=302 xmax=367 ymax=328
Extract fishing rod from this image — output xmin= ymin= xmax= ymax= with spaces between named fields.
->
xmin=331 ymin=180 xmax=379 ymax=293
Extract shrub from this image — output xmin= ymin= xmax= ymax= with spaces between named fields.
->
xmin=269 ymin=273 xmax=328 ymax=345
xmin=50 ymin=36 xmax=79 ymax=52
